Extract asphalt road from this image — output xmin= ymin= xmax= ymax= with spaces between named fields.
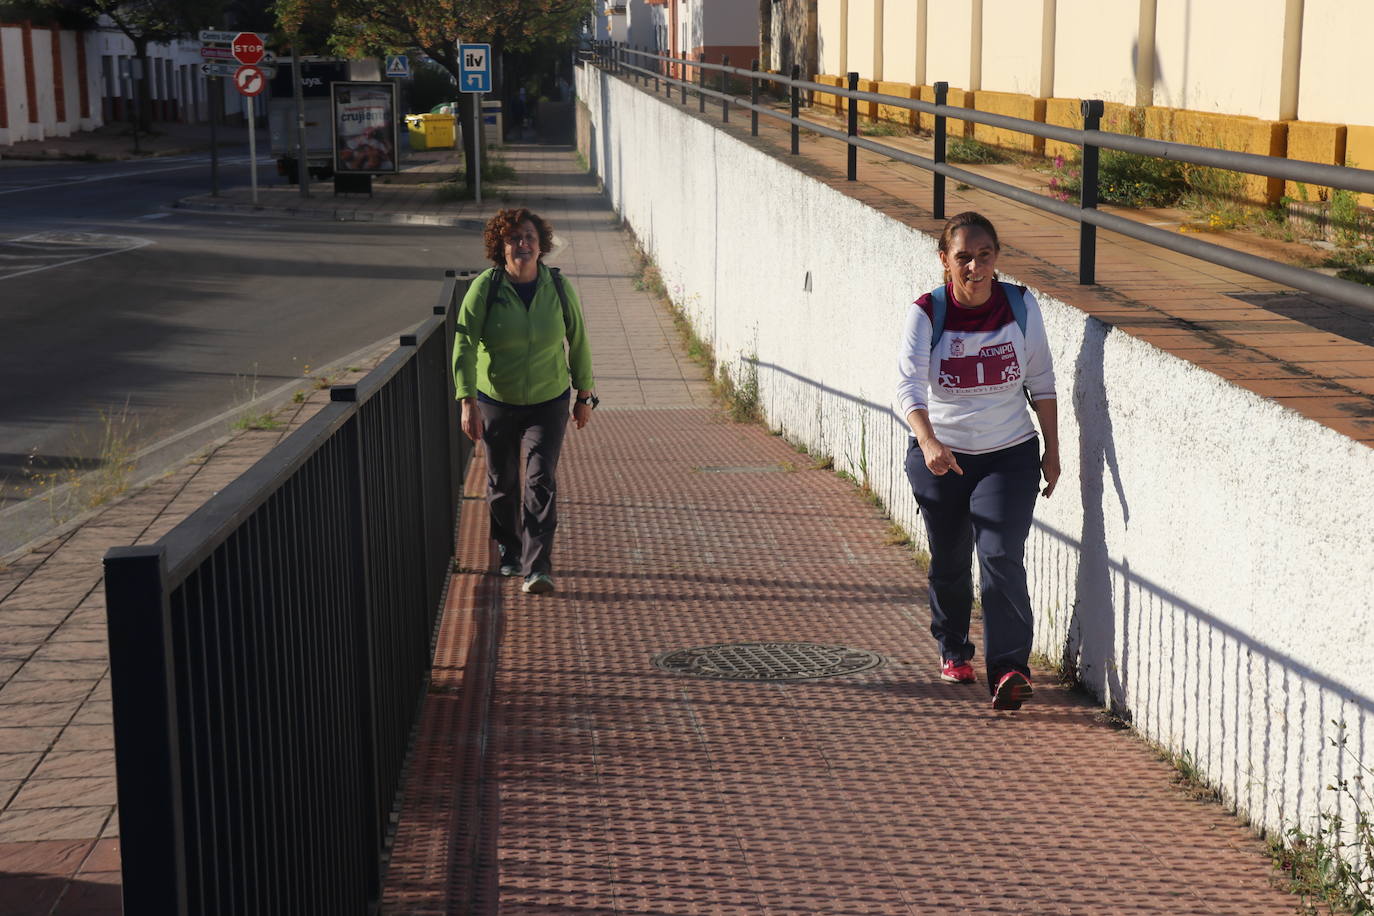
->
xmin=0 ymin=147 xmax=483 ymax=553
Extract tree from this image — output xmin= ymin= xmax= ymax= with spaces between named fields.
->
xmin=274 ymin=0 xmax=593 ymax=190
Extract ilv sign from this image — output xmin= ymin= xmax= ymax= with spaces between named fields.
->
xmin=459 ymin=43 xmax=492 ymax=203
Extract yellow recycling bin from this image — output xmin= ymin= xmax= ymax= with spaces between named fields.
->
xmin=406 ymin=113 xmax=457 ymax=151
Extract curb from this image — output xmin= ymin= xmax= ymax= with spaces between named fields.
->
xmin=171 ymin=195 xmax=474 ymax=227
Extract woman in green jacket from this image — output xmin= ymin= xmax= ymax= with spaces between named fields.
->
xmin=452 ymin=208 xmax=596 ymax=594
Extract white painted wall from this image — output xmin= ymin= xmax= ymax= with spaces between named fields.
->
xmin=577 ymin=60 xmax=1374 ymax=852
xmin=883 ymin=0 xmax=920 ymax=85
xmin=0 ymin=26 xmax=105 ymax=144
xmin=1053 ymin=0 xmax=1139 ymax=104
xmin=818 ymin=0 xmax=844 ymax=73
xmin=982 ymin=0 xmax=1043 ymax=97
xmin=1298 ymin=0 xmax=1374 ymax=127
xmin=847 ymin=0 xmax=876 ymax=79
xmin=1153 ymin=0 xmax=1285 ymax=115
xmin=925 ymin=0 xmax=973 ymax=88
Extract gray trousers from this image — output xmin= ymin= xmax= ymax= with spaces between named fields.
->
xmin=478 ymin=395 xmax=570 ymax=576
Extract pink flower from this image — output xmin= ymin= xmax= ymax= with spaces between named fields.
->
xmin=1049 ymin=177 xmax=1059 ymax=188
xmin=1054 ymin=155 xmax=1065 ymax=170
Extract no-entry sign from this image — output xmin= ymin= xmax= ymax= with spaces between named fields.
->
xmin=234 ymin=65 xmax=266 ymax=97
xmin=232 ymin=32 xmax=265 ymax=65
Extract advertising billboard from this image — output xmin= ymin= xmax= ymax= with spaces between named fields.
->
xmin=330 ymin=81 xmax=399 ymax=175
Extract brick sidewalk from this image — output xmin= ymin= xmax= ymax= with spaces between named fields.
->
xmin=0 ymin=123 xmax=1332 ymax=912
xmin=377 ymin=146 xmax=1300 ymax=913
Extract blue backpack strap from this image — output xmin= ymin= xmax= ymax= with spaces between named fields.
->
xmin=930 ymin=281 xmax=1026 ymax=350
xmin=928 ymin=284 xmax=948 ymax=351
xmin=1000 ymin=280 xmax=1028 ymax=337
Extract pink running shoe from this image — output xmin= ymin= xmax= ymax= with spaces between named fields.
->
xmin=992 ymin=670 xmax=1033 ymax=710
xmin=940 ymin=658 xmax=976 ymax=683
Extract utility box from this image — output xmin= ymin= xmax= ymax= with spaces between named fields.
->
xmin=481 ymin=100 xmax=503 ymax=147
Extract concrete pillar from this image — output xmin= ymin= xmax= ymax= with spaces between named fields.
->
xmin=839 ymin=0 xmax=848 ymax=75
xmin=1135 ymin=0 xmax=1157 ymax=108
xmin=873 ymin=0 xmax=884 ymax=81
xmin=1279 ymin=0 xmax=1304 ymax=121
xmin=970 ymin=0 xmax=983 ymax=92
xmin=1040 ymin=0 xmax=1056 ymax=99
xmin=915 ymin=0 xmax=927 ymax=85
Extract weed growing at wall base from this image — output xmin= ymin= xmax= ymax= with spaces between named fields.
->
xmin=1270 ymin=721 xmax=1374 ymax=914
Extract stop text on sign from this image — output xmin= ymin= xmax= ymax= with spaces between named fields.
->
xmin=232 ymin=32 xmax=265 ymax=65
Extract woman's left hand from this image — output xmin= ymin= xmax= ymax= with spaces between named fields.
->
xmin=572 ymin=401 xmax=592 ymax=430
xmin=1041 ymin=447 xmax=1061 ymax=498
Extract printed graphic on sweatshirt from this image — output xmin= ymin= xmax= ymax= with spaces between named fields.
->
xmin=937 ymin=337 xmax=1022 ymax=393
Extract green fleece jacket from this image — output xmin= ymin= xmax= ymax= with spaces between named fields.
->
xmin=451 ymin=264 xmax=595 ymax=404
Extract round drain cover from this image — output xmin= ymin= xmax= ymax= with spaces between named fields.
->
xmin=652 ymin=642 xmax=884 ymax=681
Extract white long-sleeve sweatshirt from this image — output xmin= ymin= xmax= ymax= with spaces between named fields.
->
xmin=895 ymin=281 xmax=1057 ymax=454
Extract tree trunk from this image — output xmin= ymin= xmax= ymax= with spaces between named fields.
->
xmin=759 ymin=0 xmax=773 ymax=71
xmin=133 ymin=39 xmax=152 ymax=133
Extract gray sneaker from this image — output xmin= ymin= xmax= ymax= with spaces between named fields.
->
xmin=498 ymin=564 xmax=520 ymax=578
xmin=521 ymin=572 xmax=555 ymax=595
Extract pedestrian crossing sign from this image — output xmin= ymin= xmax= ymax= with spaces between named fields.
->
xmin=386 ymin=55 xmax=410 ymax=78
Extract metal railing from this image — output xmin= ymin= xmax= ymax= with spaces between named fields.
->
xmin=585 ymin=42 xmax=1374 ymax=316
xmin=102 ymin=271 xmax=477 ymax=915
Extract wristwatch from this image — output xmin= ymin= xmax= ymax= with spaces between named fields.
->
xmin=576 ymin=393 xmax=600 ymax=409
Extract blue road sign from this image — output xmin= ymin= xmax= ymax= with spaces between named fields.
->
xmin=459 ymin=43 xmax=491 ymax=93
xmin=385 ymin=55 xmax=410 ymax=78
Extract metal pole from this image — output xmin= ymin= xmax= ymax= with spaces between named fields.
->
xmin=847 ymin=71 xmax=858 ymax=181
xmin=750 ymin=58 xmax=759 ymax=137
xmin=933 ymin=81 xmax=948 ymax=219
xmin=474 ymin=99 xmax=482 ymax=204
xmin=1079 ymin=99 xmax=1104 ymax=285
xmin=248 ymin=94 xmax=258 ymax=206
xmin=790 ymin=65 xmax=800 ymax=154
xmin=721 ymin=55 xmax=730 ymax=122
xmin=209 ymin=76 xmax=220 ymax=196
xmin=291 ymin=45 xmax=311 ymax=198
xmin=104 ymin=545 xmax=190 ymax=916
xmin=698 ymin=54 xmax=706 ymax=113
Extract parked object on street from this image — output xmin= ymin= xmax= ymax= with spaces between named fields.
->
xmin=268 ymin=58 xmax=380 ymax=183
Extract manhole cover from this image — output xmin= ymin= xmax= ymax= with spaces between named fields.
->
xmin=652 ymin=642 xmax=884 ymax=681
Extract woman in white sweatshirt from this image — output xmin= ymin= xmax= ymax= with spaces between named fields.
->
xmin=896 ymin=211 xmax=1060 ymax=710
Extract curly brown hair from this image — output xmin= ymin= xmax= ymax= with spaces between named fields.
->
xmin=482 ymin=208 xmax=554 ymax=267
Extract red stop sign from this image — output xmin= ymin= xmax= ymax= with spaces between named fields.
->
xmin=231 ymin=32 xmax=264 ymax=65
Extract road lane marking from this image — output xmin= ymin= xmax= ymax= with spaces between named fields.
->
xmin=0 ymin=155 xmax=270 ymax=196
xmin=0 ymin=232 xmax=154 ymax=280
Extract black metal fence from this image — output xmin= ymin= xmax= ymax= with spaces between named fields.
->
xmin=585 ymin=42 xmax=1374 ymax=316
xmin=102 ymin=271 xmax=476 ymax=915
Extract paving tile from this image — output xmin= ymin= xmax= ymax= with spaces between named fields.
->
xmin=49 ymin=724 xmax=113 ymax=755
xmin=0 ymin=680 xmax=95 ymax=706
xmin=0 ymin=754 xmax=40 ymax=781
xmin=29 ymin=750 xmax=115 ymax=781
xmin=0 ymin=806 xmax=111 ymax=842
xmin=9 ymin=777 xmax=117 ymax=810
xmin=9 ymin=659 xmax=107 ymax=682
xmin=0 ymin=727 xmax=60 ymax=753
xmin=0 ymin=702 xmax=79 ymax=728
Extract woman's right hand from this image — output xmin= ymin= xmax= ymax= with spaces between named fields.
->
xmin=461 ymin=399 xmax=483 ymax=443
xmin=920 ymin=436 xmax=963 ymax=477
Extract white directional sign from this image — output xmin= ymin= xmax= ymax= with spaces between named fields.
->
xmin=459 ymin=43 xmax=491 ymax=93
xmin=385 ymin=55 xmax=410 ymax=78
xmin=202 ymin=61 xmax=275 ymax=78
